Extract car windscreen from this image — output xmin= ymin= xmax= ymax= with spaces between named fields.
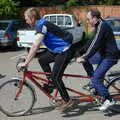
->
xmin=0 ymin=22 xmax=9 ymax=30
xmin=106 ymin=19 xmax=120 ymax=32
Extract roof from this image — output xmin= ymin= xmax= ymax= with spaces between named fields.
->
xmin=43 ymin=14 xmax=73 ymax=17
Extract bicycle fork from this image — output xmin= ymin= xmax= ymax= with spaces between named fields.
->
xmin=14 ymin=72 xmax=25 ymax=100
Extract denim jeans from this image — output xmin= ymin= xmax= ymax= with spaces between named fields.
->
xmin=91 ymin=58 xmax=118 ymax=98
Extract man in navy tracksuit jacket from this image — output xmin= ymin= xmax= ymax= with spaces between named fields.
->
xmin=77 ymin=9 xmax=119 ymax=111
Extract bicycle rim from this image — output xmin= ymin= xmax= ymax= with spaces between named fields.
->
xmin=0 ymin=79 xmax=36 ymax=117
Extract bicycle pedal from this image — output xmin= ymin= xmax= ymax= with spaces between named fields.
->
xmin=92 ymin=98 xmax=101 ymax=105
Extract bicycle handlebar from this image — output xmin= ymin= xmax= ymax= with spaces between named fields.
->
xmin=16 ymin=58 xmax=28 ymax=72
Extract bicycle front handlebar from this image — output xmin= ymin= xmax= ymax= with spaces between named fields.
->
xmin=16 ymin=58 xmax=28 ymax=72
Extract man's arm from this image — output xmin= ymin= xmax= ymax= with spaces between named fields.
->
xmin=81 ymin=22 xmax=104 ymax=60
xmin=24 ymin=33 xmax=44 ymax=66
xmin=76 ymin=22 xmax=105 ymax=63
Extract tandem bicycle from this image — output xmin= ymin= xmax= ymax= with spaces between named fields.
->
xmin=0 ymin=58 xmax=120 ymax=117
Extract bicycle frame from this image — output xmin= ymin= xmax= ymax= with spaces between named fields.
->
xmin=15 ymin=69 xmax=120 ymax=103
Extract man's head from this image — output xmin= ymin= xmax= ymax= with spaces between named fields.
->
xmin=24 ymin=8 xmax=40 ymax=26
xmin=86 ymin=9 xmax=102 ymax=27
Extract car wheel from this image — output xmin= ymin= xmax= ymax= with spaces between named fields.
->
xmin=26 ymin=47 xmax=30 ymax=53
xmin=11 ymin=39 xmax=19 ymax=51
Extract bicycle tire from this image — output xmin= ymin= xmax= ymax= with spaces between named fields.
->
xmin=107 ymin=77 xmax=120 ymax=101
xmin=0 ymin=79 xmax=36 ymax=117
xmin=107 ymin=77 xmax=120 ymax=112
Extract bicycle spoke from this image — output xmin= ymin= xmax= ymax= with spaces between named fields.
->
xmin=0 ymin=79 xmax=35 ymax=117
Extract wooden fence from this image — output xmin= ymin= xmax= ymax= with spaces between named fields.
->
xmin=21 ymin=5 xmax=120 ymax=22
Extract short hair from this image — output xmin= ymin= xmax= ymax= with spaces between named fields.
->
xmin=24 ymin=7 xmax=40 ymax=19
xmin=89 ymin=9 xmax=101 ymax=19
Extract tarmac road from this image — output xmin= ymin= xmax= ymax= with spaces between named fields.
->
xmin=0 ymin=48 xmax=120 ymax=120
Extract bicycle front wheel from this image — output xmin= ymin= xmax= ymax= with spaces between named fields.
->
xmin=0 ymin=79 xmax=36 ymax=117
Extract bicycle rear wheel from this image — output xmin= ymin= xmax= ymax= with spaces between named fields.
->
xmin=0 ymin=79 xmax=36 ymax=117
xmin=107 ymin=77 xmax=120 ymax=112
xmin=107 ymin=77 xmax=120 ymax=101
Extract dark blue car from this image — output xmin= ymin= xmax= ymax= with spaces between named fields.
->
xmin=0 ymin=20 xmax=25 ymax=50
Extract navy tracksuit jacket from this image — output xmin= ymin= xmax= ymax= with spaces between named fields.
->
xmin=82 ymin=20 xmax=119 ymax=98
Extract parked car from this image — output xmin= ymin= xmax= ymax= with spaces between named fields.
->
xmin=17 ymin=14 xmax=85 ymax=54
xmin=0 ymin=20 xmax=26 ymax=50
xmin=104 ymin=17 xmax=120 ymax=49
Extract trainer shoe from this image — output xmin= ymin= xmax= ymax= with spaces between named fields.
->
xmin=99 ymin=99 xmax=116 ymax=111
xmin=55 ymin=100 xmax=73 ymax=112
xmin=55 ymin=100 xmax=65 ymax=107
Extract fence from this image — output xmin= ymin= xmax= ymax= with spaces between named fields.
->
xmin=21 ymin=5 xmax=120 ymax=32
xmin=21 ymin=5 xmax=120 ymax=22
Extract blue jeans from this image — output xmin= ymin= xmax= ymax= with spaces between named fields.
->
xmin=91 ymin=58 xmax=117 ymax=98
xmin=83 ymin=52 xmax=103 ymax=77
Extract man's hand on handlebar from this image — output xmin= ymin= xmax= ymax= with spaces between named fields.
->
xmin=16 ymin=57 xmax=28 ymax=72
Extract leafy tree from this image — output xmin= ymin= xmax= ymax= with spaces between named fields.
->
xmin=0 ymin=0 xmax=20 ymax=19
xmin=31 ymin=0 xmax=67 ymax=6
xmin=12 ymin=0 xmax=120 ymax=8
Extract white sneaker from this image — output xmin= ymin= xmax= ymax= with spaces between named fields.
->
xmin=99 ymin=99 xmax=116 ymax=111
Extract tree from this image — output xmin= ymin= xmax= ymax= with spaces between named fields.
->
xmin=11 ymin=0 xmax=120 ymax=8
xmin=0 ymin=0 xmax=20 ymax=19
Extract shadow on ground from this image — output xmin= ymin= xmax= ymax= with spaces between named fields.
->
xmin=20 ymin=102 xmax=120 ymax=118
xmin=61 ymin=102 xmax=120 ymax=118
xmin=24 ymin=106 xmax=55 ymax=116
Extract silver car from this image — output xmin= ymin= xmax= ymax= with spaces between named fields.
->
xmin=105 ymin=17 xmax=120 ymax=49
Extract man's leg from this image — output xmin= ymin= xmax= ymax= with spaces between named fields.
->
xmin=91 ymin=58 xmax=117 ymax=111
xmin=38 ymin=50 xmax=55 ymax=80
xmin=82 ymin=60 xmax=94 ymax=90
xmin=92 ymin=58 xmax=117 ymax=98
xmin=82 ymin=52 xmax=103 ymax=90
xmin=52 ymin=50 xmax=70 ymax=101
xmin=83 ymin=60 xmax=94 ymax=77
xmin=38 ymin=50 xmax=57 ymax=93
xmin=51 ymin=49 xmax=73 ymax=110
